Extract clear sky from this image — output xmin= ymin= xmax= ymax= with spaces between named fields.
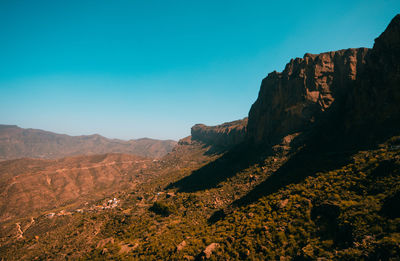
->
xmin=0 ymin=1 xmax=399 ymax=140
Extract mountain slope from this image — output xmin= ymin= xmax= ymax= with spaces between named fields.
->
xmin=0 ymin=14 xmax=399 ymax=261
xmin=0 ymin=125 xmax=177 ymax=160
xmin=0 ymin=153 xmax=154 ymax=223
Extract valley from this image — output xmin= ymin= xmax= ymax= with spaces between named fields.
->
xmin=0 ymin=13 xmax=399 ymax=261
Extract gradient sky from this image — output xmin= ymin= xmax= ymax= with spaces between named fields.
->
xmin=0 ymin=1 xmax=399 ymax=140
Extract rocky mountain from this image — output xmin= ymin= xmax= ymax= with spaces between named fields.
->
xmin=247 ymin=48 xmax=368 ymax=145
xmin=247 ymin=14 xmax=400 ymax=147
xmin=1 ymin=14 xmax=400 ymax=261
xmin=344 ymin=14 xmax=400 ymax=141
xmin=0 ymin=125 xmax=177 ymax=160
xmin=191 ymin=118 xmax=247 ymax=149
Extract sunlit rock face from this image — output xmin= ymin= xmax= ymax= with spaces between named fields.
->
xmin=247 ymin=47 xmax=369 ymax=145
xmin=247 ymin=15 xmax=400 ymax=146
xmin=191 ymin=118 xmax=247 ymax=148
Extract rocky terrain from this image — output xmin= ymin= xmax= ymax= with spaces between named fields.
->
xmin=247 ymin=14 xmax=400 ymax=147
xmin=191 ymin=118 xmax=247 ymax=150
xmin=0 ymin=14 xmax=399 ymax=261
xmin=0 ymin=125 xmax=176 ymax=160
xmin=247 ymin=48 xmax=368 ymax=145
xmin=0 ymin=153 xmax=153 ymax=223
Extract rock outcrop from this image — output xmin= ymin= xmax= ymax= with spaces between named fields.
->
xmin=197 ymin=243 xmax=220 ymax=259
xmin=191 ymin=118 xmax=247 ymax=148
xmin=247 ymin=14 xmax=400 ymax=146
xmin=247 ymin=48 xmax=369 ymax=145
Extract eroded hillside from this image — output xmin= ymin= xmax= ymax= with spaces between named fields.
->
xmin=0 ymin=14 xmax=399 ymax=261
xmin=0 ymin=154 xmax=153 ymax=223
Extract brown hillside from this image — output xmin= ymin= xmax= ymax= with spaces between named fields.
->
xmin=1 ymin=13 xmax=399 ymax=261
xmin=0 ymin=125 xmax=177 ymax=160
xmin=0 ymin=153 xmax=152 ymax=223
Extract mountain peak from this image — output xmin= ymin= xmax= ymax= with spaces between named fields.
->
xmin=247 ymin=14 xmax=400 ymax=147
xmin=372 ymin=13 xmax=400 ymax=57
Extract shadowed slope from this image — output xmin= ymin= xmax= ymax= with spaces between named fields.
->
xmin=166 ymin=143 xmax=260 ymax=192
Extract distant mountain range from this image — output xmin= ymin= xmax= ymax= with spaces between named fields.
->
xmin=0 ymin=14 xmax=399 ymax=261
xmin=0 ymin=125 xmax=177 ymax=160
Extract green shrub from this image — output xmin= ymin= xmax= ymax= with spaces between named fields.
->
xmin=149 ymin=202 xmax=173 ymax=217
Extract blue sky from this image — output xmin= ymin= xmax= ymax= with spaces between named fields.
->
xmin=0 ymin=1 xmax=399 ymax=140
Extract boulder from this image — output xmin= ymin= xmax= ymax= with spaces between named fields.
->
xmin=176 ymin=240 xmax=187 ymax=252
xmin=96 ymin=237 xmax=114 ymax=249
xmin=196 ymin=243 xmax=220 ymax=259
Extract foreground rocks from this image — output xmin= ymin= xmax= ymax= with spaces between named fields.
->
xmin=196 ymin=243 xmax=220 ymax=260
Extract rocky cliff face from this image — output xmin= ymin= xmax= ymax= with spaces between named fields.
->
xmin=247 ymin=48 xmax=369 ymax=145
xmin=344 ymin=14 xmax=400 ymax=140
xmin=247 ymin=14 xmax=400 ymax=146
xmin=191 ymin=118 xmax=247 ymax=148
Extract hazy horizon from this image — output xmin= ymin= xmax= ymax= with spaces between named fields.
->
xmin=1 ymin=0 xmax=399 ymax=140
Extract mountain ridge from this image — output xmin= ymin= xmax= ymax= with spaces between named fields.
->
xmin=191 ymin=118 xmax=248 ymax=150
xmin=0 ymin=14 xmax=399 ymax=261
xmin=0 ymin=124 xmax=177 ymax=160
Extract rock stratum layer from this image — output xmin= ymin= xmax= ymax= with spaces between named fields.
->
xmin=191 ymin=118 xmax=247 ymax=148
xmin=248 ymin=15 xmax=400 ymax=146
xmin=0 ymin=125 xmax=177 ymax=160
